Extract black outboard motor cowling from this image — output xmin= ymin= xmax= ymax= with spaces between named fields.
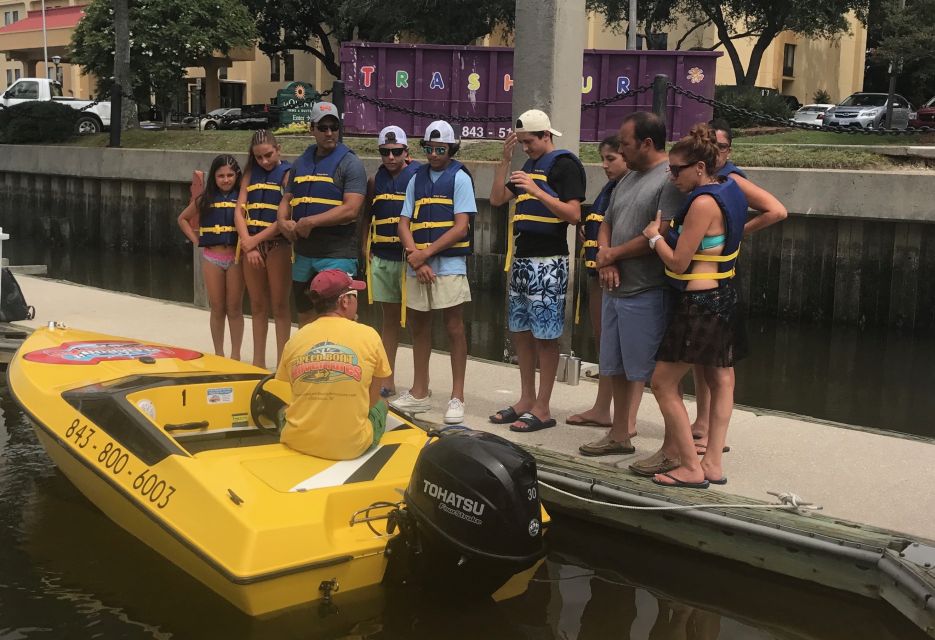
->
xmin=385 ymin=428 xmax=545 ymax=595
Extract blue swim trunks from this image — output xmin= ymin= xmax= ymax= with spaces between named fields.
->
xmin=292 ymin=255 xmax=358 ymax=283
xmin=508 ymin=256 xmax=569 ymax=340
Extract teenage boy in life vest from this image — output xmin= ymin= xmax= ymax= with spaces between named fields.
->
xmin=392 ymin=121 xmax=475 ymax=425
xmin=278 ymin=101 xmax=367 ymax=327
xmin=489 ymin=109 xmax=587 ymax=433
xmin=363 ymin=125 xmax=421 ymax=398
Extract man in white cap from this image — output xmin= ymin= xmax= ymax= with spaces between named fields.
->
xmin=489 ymin=109 xmax=586 ymax=433
xmin=364 ymin=125 xmax=421 ymax=398
xmin=391 ymin=120 xmax=475 ymax=425
xmin=278 ymin=101 xmax=367 ymax=327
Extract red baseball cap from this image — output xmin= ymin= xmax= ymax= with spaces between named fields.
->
xmin=308 ymin=269 xmax=366 ymax=298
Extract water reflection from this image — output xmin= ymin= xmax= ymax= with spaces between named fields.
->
xmin=0 ymin=388 xmax=926 ymax=640
xmin=6 ymin=241 xmax=935 ymax=438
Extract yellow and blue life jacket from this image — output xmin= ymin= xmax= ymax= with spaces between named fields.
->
xmin=513 ymin=149 xmax=584 ymax=237
xmin=663 ymin=178 xmax=748 ymax=290
xmin=370 ymin=161 xmax=421 ymax=261
xmin=244 ymin=160 xmax=291 ymax=236
xmin=199 ymin=190 xmax=238 ymax=247
xmin=290 ymin=143 xmax=352 ymax=223
xmin=718 ymin=160 xmax=747 ymax=180
xmin=583 ymin=179 xmax=617 ymax=274
xmin=409 ymin=160 xmax=473 ymax=258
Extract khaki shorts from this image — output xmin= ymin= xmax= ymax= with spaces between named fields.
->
xmin=370 ymin=255 xmax=404 ymax=304
xmin=405 ymin=274 xmax=471 ymax=312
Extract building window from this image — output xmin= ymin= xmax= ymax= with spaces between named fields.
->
xmin=783 ymin=44 xmax=796 ymax=77
xmin=637 ymin=33 xmax=668 ymax=50
xmin=270 ymin=55 xmax=280 ymax=82
xmin=219 ymin=65 xmax=228 ymax=80
xmin=14 ymin=68 xmax=21 ymax=81
xmin=5 ymin=69 xmax=11 ymax=87
xmin=284 ymin=53 xmax=294 ymax=82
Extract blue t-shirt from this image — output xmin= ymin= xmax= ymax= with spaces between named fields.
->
xmin=400 ymin=166 xmax=476 ymax=276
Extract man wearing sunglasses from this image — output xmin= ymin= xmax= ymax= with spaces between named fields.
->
xmin=392 ymin=120 xmax=475 ymax=425
xmin=581 ymin=112 xmax=684 ymax=467
xmin=488 ymin=109 xmax=586 ymax=434
xmin=364 ymin=125 xmax=421 ymax=399
xmin=276 ymin=269 xmax=391 ymax=460
xmin=279 ymin=101 xmax=367 ymax=327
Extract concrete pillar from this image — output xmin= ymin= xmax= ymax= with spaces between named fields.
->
xmin=203 ymin=60 xmax=221 ymax=111
xmin=512 ymin=0 xmax=586 ymax=352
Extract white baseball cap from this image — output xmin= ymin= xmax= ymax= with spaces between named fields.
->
xmin=423 ymin=120 xmax=458 ymax=144
xmin=378 ymin=125 xmax=408 ymax=146
xmin=514 ymin=109 xmax=562 ymax=137
xmin=310 ymin=101 xmax=340 ymax=123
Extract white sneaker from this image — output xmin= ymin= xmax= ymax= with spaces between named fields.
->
xmin=390 ymin=390 xmax=432 ymax=413
xmin=444 ymin=398 xmax=465 ymax=424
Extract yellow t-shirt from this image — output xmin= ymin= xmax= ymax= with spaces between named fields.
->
xmin=276 ymin=316 xmax=391 ymax=460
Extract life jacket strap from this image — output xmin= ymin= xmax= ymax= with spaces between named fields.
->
xmin=209 ymin=202 xmax=236 ymax=209
xmin=372 ymin=193 xmax=405 ymax=204
xmin=413 ymin=197 xmax=454 ymax=220
xmin=585 ymin=212 xmax=604 ymax=223
xmin=200 ymin=225 xmax=236 ymax=234
xmin=245 ymin=202 xmax=278 ymax=211
xmin=290 ymin=196 xmax=342 ymax=207
xmin=293 ymin=175 xmax=335 ymax=184
xmin=247 ymin=183 xmax=282 ymax=193
xmin=665 ymin=268 xmax=736 ymax=281
xmin=410 ymin=220 xmax=454 ymax=232
xmin=513 ymin=214 xmax=563 ymax=224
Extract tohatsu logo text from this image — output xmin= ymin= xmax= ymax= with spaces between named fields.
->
xmin=423 ymin=479 xmax=485 ymax=525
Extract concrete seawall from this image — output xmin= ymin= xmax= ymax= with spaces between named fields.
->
xmin=1 ymin=145 xmax=934 ymax=329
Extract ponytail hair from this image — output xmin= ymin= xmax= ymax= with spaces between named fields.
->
xmin=244 ymin=129 xmax=280 ymax=175
xmin=669 ymin=123 xmax=719 ymax=177
xmin=197 ymin=154 xmax=242 ymax=217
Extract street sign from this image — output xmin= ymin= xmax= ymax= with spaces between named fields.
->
xmin=275 ymin=82 xmax=319 ymax=125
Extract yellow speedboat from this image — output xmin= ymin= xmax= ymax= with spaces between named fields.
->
xmin=8 ymin=325 xmax=546 ymax=616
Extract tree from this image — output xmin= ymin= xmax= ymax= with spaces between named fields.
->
xmin=71 ymin=0 xmax=255 ymax=122
xmin=876 ymin=0 xmax=935 ymax=104
xmin=669 ymin=0 xmax=870 ymax=86
xmin=112 ymin=0 xmax=135 ymax=131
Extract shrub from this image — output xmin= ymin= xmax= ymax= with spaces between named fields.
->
xmin=0 ymin=101 xmax=79 ymax=144
xmin=813 ymin=88 xmax=832 ymax=104
xmin=713 ymin=86 xmax=793 ymax=128
xmin=272 ymin=122 xmax=311 ymax=136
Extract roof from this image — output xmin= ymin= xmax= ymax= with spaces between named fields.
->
xmin=0 ymin=6 xmax=84 ymax=35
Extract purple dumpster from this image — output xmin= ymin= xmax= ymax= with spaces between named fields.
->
xmin=340 ymin=42 xmax=721 ymax=142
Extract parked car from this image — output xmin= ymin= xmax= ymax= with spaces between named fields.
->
xmin=910 ymin=96 xmax=935 ymax=128
xmin=199 ymin=107 xmax=240 ymax=130
xmin=823 ymin=92 xmax=913 ymax=130
xmin=1 ymin=77 xmax=111 ymax=134
xmin=791 ymin=103 xmax=835 ymax=126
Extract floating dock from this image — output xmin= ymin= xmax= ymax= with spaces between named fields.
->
xmin=7 ymin=275 xmax=935 ymax=637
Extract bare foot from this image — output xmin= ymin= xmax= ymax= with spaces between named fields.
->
xmin=566 ymin=409 xmax=612 ymax=427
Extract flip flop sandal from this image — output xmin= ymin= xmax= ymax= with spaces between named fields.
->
xmin=707 ymin=477 xmax=728 ymax=485
xmin=695 ymin=444 xmax=731 ymax=455
xmin=509 ymin=413 xmax=557 ymax=433
xmin=566 ymin=416 xmax=612 ymax=428
xmin=489 ymin=406 xmax=520 ymax=424
xmin=651 ymin=472 xmax=710 ymax=489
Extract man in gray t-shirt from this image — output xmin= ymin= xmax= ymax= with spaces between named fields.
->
xmin=578 ymin=112 xmax=685 ymax=473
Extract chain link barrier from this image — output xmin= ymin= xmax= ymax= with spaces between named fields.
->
xmin=669 ymin=82 xmax=934 ymax=136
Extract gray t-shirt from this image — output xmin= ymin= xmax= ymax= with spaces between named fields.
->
xmin=603 ymin=160 xmax=686 ymax=297
xmin=293 ymin=150 xmax=368 ymax=258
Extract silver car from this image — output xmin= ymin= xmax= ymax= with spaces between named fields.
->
xmin=791 ymin=104 xmax=835 ymax=126
xmin=823 ymin=93 xmax=913 ymax=130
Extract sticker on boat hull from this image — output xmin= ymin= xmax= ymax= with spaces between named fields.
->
xmin=207 ymin=387 xmax=233 ymax=404
xmin=24 ymin=341 xmax=203 ymax=365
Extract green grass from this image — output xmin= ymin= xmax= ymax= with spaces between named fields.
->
xmin=57 ymin=128 xmax=933 ymax=170
xmin=734 ymin=129 xmax=935 ymax=146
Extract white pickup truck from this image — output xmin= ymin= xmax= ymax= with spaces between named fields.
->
xmin=1 ymin=77 xmax=111 ymax=134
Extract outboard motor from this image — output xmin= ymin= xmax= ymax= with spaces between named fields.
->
xmin=384 ymin=428 xmax=545 ymax=596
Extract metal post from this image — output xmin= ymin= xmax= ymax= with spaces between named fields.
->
xmin=108 ymin=83 xmax=123 ymax=148
xmin=652 ymin=74 xmax=668 ymax=124
xmin=40 ymin=0 xmax=49 ymax=79
xmin=627 ymin=0 xmax=638 ymax=50
xmin=0 ymin=227 xmax=9 ymax=302
xmin=331 ymin=79 xmax=345 ymax=142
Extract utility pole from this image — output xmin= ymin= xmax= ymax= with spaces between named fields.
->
xmin=883 ymin=0 xmax=906 ymax=129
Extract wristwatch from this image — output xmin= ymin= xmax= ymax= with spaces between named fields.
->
xmin=648 ymin=234 xmax=663 ymax=250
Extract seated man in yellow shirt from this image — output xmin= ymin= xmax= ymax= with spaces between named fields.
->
xmin=276 ymin=269 xmax=391 ymax=460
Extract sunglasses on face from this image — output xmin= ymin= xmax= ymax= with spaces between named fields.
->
xmin=422 ymin=145 xmax=448 ymax=156
xmin=717 ymin=142 xmax=731 ymax=151
xmin=379 ymin=147 xmax=406 ymax=157
xmin=668 ymin=162 xmax=695 ymax=178
xmin=316 ymin=124 xmax=340 ymax=132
